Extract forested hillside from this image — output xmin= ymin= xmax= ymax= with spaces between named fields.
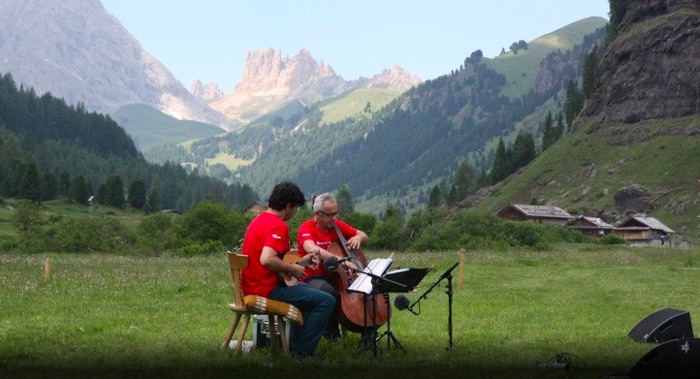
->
xmin=147 ymin=18 xmax=606 ymax=214
xmin=236 ymin=19 xmax=607 ymax=208
xmin=0 ymin=73 xmax=258 ymax=211
xmin=469 ymin=0 xmax=700 ymax=240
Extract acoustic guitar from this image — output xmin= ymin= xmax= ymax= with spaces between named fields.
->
xmin=281 ymin=250 xmax=318 ymax=286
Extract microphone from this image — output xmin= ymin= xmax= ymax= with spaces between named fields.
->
xmin=323 ymin=256 xmax=352 ymax=271
xmin=394 ymin=295 xmax=418 ymax=315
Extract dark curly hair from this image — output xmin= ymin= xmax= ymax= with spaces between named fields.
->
xmin=267 ymin=181 xmax=306 ymax=211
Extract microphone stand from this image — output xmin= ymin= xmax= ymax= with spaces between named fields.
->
xmin=405 ymin=262 xmax=459 ymax=350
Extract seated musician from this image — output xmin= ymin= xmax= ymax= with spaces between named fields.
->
xmin=241 ymin=182 xmax=336 ymax=357
xmin=297 ymin=192 xmax=369 ymax=340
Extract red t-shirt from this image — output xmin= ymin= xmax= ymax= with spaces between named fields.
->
xmin=241 ymin=211 xmax=289 ymax=297
xmin=297 ymin=219 xmax=358 ymax=279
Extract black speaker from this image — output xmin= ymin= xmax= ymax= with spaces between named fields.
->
xmin=629 ymin=308 xmax=694 ymax=343
xmin=628 ymin=338 xmax=700 ymax=379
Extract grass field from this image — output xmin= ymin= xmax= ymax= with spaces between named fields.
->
xmin=1 ymin=245 xmax=698 ymax=378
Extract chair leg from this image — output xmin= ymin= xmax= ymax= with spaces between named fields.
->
xmin=233 ymin=315 xmax=251 ymax=357
xmin=221 ymin=313 xmax=242 ymax=349
xmin=277 ymin=316 xmax=290 ymax=356
xmin=267 ymin=314 xmax=278 ymax=354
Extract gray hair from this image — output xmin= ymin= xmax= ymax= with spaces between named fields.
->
xmin=313 ymin=192 xmax=336 ymax=211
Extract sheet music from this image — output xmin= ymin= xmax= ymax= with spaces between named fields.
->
xmin=348 ymin=258 xmax=393 ymax=294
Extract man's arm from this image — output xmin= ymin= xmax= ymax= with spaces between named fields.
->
xmin=259 ymin=246 xmax=306 ymax=279
xmin=345 ymin=229 xmax=368 ymax=250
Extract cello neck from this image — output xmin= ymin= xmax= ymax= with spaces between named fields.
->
xmin=332 ymin=222 xmax=362 ymax=267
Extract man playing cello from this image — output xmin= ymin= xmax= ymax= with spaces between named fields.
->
xmin=297 ymin=192 xmax=369 ymax=340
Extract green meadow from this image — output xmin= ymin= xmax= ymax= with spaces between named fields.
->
xmin=1 ymin=245 xmax=698 ymax=378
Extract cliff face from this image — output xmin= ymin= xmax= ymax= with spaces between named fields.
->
xmin=209 ymin=48 xmax=421 ymax=124
xmin=581 ymin=1 xmax=700 ymax=123
xmin=190 ymin=80 xmax=224 ymax=102
xmin=0 ymin=0 xmax=234 ymax=130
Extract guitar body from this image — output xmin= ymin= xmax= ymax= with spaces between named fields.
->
xmin=282 ymin=250 xmax=303 ymax=286
xmin=327 ymin=243 xmax=391 ymax=333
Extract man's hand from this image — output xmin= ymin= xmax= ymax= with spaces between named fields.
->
xmin=299 ymin=252 xmax=320 ymax=271
xmin=346 ymin=235 xmax=363 ymax=250
xmin=288 ymin=263 xmax=306 ymax=280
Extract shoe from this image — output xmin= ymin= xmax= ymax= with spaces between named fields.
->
xmin=323 ymin=330 xmax=341 ymax=341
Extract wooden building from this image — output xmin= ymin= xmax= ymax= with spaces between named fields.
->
xmin=245 ymin=202 xmax=267 ymax=215
xmin=566 ymin=215 xmax=614 ymax=237
xmin=496 ymin=204 xmax=574 ymax=225
xmin=613 ymin=216 xmax=675 ymax=244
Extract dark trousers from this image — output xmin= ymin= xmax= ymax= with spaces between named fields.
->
xmin=305 ymin=277 xmax=340 ymax=337
xmin=269 ymin=282 xmax=335 ymax=356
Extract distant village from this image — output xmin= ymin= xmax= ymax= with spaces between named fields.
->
xmin=246 ymin=201 xmax=683 ymax=248
xmin=497 ymin=204 xmax=682 ymax=247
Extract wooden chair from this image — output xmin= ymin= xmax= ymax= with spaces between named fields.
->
xmin=221 ymin=251 xmax=303 ymax=356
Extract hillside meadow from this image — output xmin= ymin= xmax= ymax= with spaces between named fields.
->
xmin=1 ymin=245 xmax=698 ymax=379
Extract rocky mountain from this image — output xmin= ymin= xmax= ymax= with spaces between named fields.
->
xmin=0 ymin=0 xmax=234 ymax=130
xmin=190 ymin=80 xmax=224 ymax=102
xmin=207 ymin=48 xmax=422 ymax=125
xmin=581 ymin=0 xmax=700 ymax=124
xmin=207 ymin=18 xmax=606 ymax=201
xmin=471 ymin=0 xmax=700 ymax=238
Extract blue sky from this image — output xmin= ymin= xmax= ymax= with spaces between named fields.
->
xmin=101 ymin=0 xmax=610 ymax=92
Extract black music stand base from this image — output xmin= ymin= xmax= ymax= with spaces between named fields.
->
xmin=349 ymin=262 xmax=429 ymax=358
xmin=376 ymin=293 xmax=406 ymax=353
xmin=355 ymin=292 xmax=381 ymax=358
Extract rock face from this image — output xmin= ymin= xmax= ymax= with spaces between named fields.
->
xmin=581 ymin=0 xmax=700 ymax=123
xmin=210 ymin=48 xmax=421 ymax=124
xmin=190 ymin=80 xmax=224 ymax=102
xmin=0 ymin=0 xmax=234 ymax=130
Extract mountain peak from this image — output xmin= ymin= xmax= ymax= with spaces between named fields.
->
xmin=0 ymin=0 xmax=234 ymax=130
xmin=209 ymin=48 xmax=421 ymax=124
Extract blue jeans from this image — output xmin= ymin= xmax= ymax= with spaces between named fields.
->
xmin=269 ymin=282 xmax=336 ymax=356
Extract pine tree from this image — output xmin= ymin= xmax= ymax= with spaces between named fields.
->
xmin=335 ymin=185 xmax=355 ymax=214
xmin=427 ymin=185 xmax=442 ymax=208
xmin=145 ymin=188 xmax=161 ymax=214
xmin=448 ymin=160 xmax=476 ymax=206
xmin=490 ymin=138 xmax=511 ymax=184
xmin=512 ymin=131 xmax=536 ymax=169
xmin=128 ymin=179 xmax=147 ymax=209
xmin=105 ymin=175 xmax=125 ymax=209
xmin=541 ymin=112 xmax=556 ymax=151
xmin=72 ymin=175 xmax=91 ymax=205
xmin=19 ymin=158 xmax=42 ymax=203
xmin=564 ymin=80 xmax=585 ymax=128
xmin=582 ymin=46 xmax=599 ymax=99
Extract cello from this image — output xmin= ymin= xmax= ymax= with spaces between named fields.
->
xmin=327 ymin=224 xmax=390 ymax=334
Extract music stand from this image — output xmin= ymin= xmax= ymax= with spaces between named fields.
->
xmin=374 ymin=268 xmax=430 ymax=352
xmin=347 ymin=258 xmax=405 ymax=358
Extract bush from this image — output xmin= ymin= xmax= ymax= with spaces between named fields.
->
xmin=370 ymin=205 xmax=407 ymax=251
xmin=43 ymin=215 xmax=136 ymax=253
xmin=342 ymin=212 xmax=377 ymax=235
xmin=176 ymin=240 xmax=226 ymax=257
xmin=175 ymin=198 xmax=247 ymax=250
xmin=598 ymin=234 xmax=626 ymax=245
xmin=136 ymin=212 xmax=178 ymax=254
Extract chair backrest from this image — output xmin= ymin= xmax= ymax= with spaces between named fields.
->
xmin=227 ymin=251 xmax=249 ymax=308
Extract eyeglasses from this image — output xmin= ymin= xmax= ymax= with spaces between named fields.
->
xmin=318 ymin=209 xmax=339 ymax=218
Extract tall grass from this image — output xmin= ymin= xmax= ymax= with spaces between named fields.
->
xmin=1 ymin=245 xmax=698 ymax=378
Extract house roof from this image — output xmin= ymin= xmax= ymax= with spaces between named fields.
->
xmin=500 ymin=204 xmax=573 ymax=219
xmin=567 ymin=215 xmax=614 ymax=228
xmin=617 ymin=216 xmax=675 ymax=234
